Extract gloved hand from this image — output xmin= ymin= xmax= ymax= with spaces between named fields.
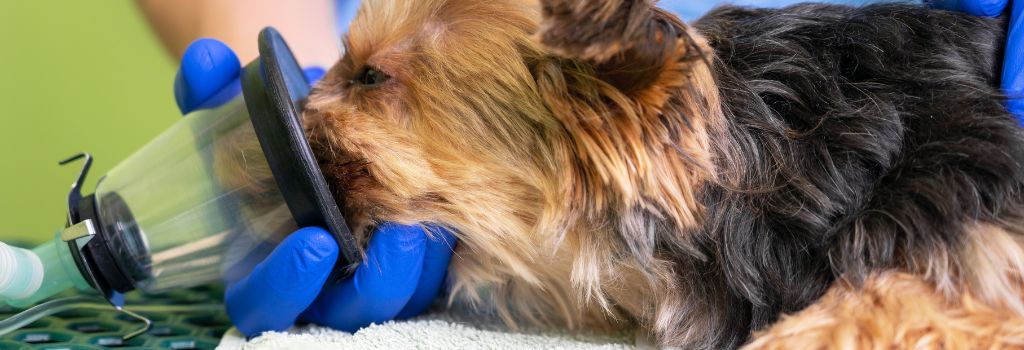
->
xmin=174 ymin=38 xmax=457 ymax=337
xmin=932 ymin=0 xmax=1024 ymax=119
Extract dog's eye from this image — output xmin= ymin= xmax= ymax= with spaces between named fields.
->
xmin=352 ymin=67 xmax=389 ymax=87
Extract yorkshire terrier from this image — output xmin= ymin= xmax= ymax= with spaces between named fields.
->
xmin=300 ymin=0 xmax=1024 ymax=348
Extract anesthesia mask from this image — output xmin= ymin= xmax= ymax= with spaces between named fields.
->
xmin=0 ymin=28 xmax=360 ymax=320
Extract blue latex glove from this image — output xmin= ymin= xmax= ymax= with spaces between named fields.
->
xmin=174 ymin=38 xmax=457 ymax=337
xmin=931 ymin=0 xmax=1024 ymax=120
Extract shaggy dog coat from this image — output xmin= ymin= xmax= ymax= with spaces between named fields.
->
xmin=293 ymin=0 xmax=1024 ymax=348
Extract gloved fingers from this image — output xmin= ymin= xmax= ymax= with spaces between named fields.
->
xmin=225 ymin=227 xmax=339 ymax=338
xmin=300 ymin=223 xmax=427 ymax=332
xmin=180 ymin=65 xmax=322 ymax=115
xmin=929 ymin=0 xmax=1008 ymax=16
xmin=174 ymin=38 xmax=242 ymax=114
xmin=1005 ymin=0 xmax=1024 ymax=119
xmin=395 ymin=225 xmax=457 ymax=319
xmin=304 ymin=67 xmax=327 ymax=84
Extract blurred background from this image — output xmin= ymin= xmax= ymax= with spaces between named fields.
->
xmin=0 ymin=1 xmax=178 ymax=245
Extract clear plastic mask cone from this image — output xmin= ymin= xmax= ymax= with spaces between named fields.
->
xmin=94 ymin=97 xmax=293 ymax=293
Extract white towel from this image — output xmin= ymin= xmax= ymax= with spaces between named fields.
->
xmin=216 ymin=311 xmax=640 ymax=350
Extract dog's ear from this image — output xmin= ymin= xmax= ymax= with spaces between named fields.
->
xmin=537 ymin=0 xmax=707 ymax=100
xmin=528 ymin=0 xmax=720 ymax=231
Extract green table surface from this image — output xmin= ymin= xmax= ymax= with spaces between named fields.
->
xmin=0 ymin=286 xmax=230 ymax=350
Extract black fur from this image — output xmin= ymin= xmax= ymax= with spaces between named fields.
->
xmin=681 ymin=4 xmax=1024 ymax=348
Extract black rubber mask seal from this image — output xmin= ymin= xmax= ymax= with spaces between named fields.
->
xmin=240 ymin=27 xmax=361 ymax=272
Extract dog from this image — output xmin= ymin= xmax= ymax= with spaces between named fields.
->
xmin=300 ymin=0 xmax=1024 ymax=348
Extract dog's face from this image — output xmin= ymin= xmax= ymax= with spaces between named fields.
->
xmin=304 ymin=0 xmax=560 ymax=243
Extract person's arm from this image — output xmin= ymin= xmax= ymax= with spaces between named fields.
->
xmin=136 ymin=0 xmax=340 ymax=67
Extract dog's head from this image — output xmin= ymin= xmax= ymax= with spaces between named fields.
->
xmin=304 ymin=0 xmax=721 ymax=325
xmin=305 ymin=0 xmax=560 ymax=241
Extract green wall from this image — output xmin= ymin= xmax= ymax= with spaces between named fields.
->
xmin=0 ymin=2 xmax=179 ymax=244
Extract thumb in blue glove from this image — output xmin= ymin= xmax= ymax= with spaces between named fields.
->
xmin=224 ymin=227 xmax=339 ymax=333
xmin=299 ymin=224 xmax=457 ymax=331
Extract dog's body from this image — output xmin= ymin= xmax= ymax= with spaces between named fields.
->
xmin=302 ymin=1 xmax=1024 ymax=348
xmin=687 ymin=4 xmax=1024 ymax=348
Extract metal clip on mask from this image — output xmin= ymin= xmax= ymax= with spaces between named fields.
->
xmin=0 ymin=28 xmax=360 ymax=315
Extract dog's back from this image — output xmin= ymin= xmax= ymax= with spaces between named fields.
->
xmin=684 ymin=4 xmax=1024 ymax=348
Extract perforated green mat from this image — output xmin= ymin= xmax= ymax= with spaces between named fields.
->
xmin=0 ymin=285 xmax=230 ymax=350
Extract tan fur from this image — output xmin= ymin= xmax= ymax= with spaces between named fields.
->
xmin=302 ymin=0 xmax=724 ymax=335
xmin=745 ymin=271 xmax=1024 ymax=350
xmin=290 ymin=0 xmax=1024 ymax=347
xmin=744 ymin=223 xmax=1024 ymax=349
xmin=958 ymin=223 xmax=1024 ymax=317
